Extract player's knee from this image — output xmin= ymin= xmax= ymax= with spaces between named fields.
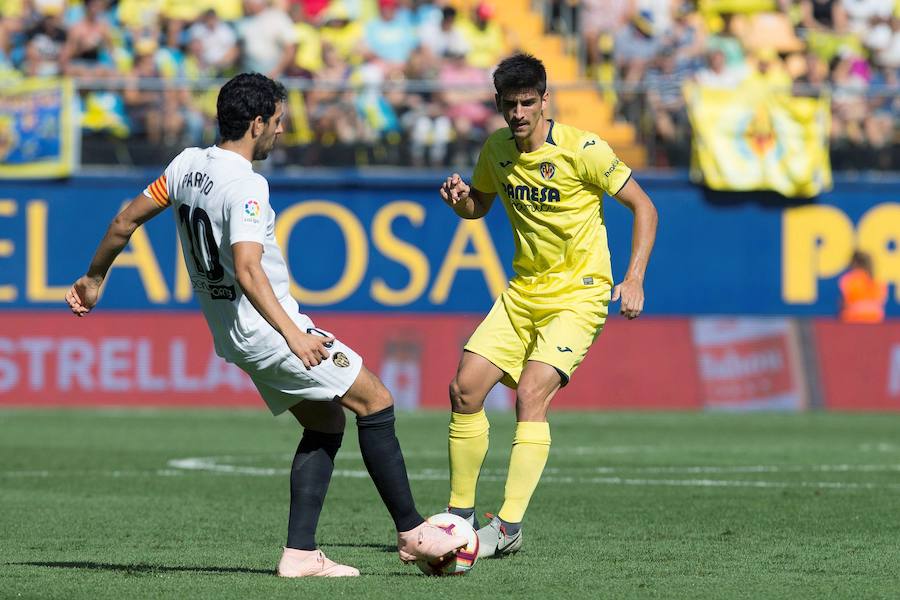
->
xmin=358 ymin=376 xmax=394 ymax=416
xmin=515 ymin=384 xmax=550 ymax=416
xmin=449 ymin=376 xmax=483 ymax=413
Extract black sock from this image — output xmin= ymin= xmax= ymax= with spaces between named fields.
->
xmin=448 ymin=506 xmax=474 ymax=517
xmin=499 ymin=517 xmax=521 ymax=536
xmin=286 ymin=429 xmax=343 ymax=551
xmin=448 ymin=506 xmax=479 ymax=529
xmin=356 ymin=406 xmax=424 ymax=532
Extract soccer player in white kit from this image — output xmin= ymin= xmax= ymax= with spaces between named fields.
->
xmin=65 ymin=73 xmax=465 ymax=577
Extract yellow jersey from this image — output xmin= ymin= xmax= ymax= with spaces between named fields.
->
xmin=471 ymin=120 xmax=632 ymax=295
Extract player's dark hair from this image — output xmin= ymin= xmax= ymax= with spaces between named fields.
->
xmin=493 ymin=53 xmax=547 ymax=97
xmin=216 ymin=73 xmax=287 ymax=142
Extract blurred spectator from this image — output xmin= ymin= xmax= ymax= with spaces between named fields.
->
xmin=437 ymin=48 xmax=493 ymax=165
xmin=695 ymin=48 xmax=748 ymax=88
xmin=319 ymin=3 xmax=365 ymax=64
xmin=420 ymin=6 xmax=469 ymax=63
xmin=800 ymin=0 xmax=849 ymax=31
xmin=306 ymin=41 xmax=361 ymax=163
xmin=238 ymin=0 xmax=297 ymax=78
xmin=21 ymin=11 xmax=67 ymax=77
xmin=354 ymin=62 xmax=402 ymax=149
xmin=838 ymin=250 xmax=888 ymax=323
xmin=123 ymin=37 xmax=183 ymax=147
xmin=614 ymin=15 xmax=663 ymax=89
xmin=161 ymin=0 xmax=204 ymax=48
xmin=580 ymin=0 xmax=631 ymax=77
xmin=186 ymin=9 xmax=239 ymax=76
xmin=116 ymin=0 xmax=161 ymax=39
xmin=644 ymin=44 xmax=692 ymax=165
xmin=364 ymin=0 xmax=418 ymax=69
xmin=410 ymin=0 xmax=443 ymax=30
xmin=59 ymin=0 xmax=115 ymax=78
xmin=287 ymin=2 xmax=323 ymax=77
xmin=458 ymin=1 xmax=505 ymax=69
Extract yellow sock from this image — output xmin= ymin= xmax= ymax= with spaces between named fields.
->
xmin=448 ymin=409 xmax=490 ymax=509
xmin=498 ymin=421 xmax=551 ymax=523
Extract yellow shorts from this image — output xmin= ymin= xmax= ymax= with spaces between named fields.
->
xmin=464 ymin=284 xmax=610 ymax=388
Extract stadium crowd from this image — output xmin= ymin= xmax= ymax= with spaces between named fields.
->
xmin=1 ymin=0 xmax=898 ymax=169
xmin=558 ymin=0 xmax=900 ymax=169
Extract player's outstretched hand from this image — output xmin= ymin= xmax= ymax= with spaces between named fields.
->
xmin=611 ymin=278 xmax=644 ymax=320
xmin=288 ymin=332 xmax=334 ymax=369
xmin=66 ymin=275 xmax=102 ymax=317
xmin=439 ymin=173 xmax=470 ymax=207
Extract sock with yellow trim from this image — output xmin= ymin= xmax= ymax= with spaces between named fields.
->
xmin=497 ymin=421 xmax=551 ymax=524
xmin=448 ymin=409 xmax=490 ymax=510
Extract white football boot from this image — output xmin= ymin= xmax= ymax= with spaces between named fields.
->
xmin=476 ymin=514 xmax=523 ymax=558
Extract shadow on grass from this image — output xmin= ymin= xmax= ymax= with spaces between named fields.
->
xmin=10 ymin=560 xmax=437 ymax=578
xmin=8 ymin=561 xmax=272 ymax=575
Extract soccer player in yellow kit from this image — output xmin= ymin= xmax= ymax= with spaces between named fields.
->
xmin=439 ymin=54 xmax=658 ymax=557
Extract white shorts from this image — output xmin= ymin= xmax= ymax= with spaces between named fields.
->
xmin=233 ymin=316 xmax=363 ymax=416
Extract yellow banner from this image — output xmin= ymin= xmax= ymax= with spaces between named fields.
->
xmin=0 ymin=77 xmax=77 ymax=179
xmin=685 ymin=82 xmax=832 ymax=198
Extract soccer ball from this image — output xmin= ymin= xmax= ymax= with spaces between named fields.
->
xmin=415 ymin=512 xmax=479 ymax=576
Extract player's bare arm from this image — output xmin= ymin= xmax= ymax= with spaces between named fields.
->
xmin=611 ymin=177 xmax=658 ymax=320
xmin=232 ymin=241 xmax=332 ymax=369
xmin=439 ymin=173 xmax=495 ymax=219
xmin=66 ymin=193 xmax=167 ymax=317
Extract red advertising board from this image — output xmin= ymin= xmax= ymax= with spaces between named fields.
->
xmin=814 ymin=320 xmax=900 ymax=411
xmin=691 ymin=318 xmax=808 ymax=411
xmin=0 ymin=313 xmax=700 ymax=410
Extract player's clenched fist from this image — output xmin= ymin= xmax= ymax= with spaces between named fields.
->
xmin=66 ymin=275 xmax=102 ymax=317
xmin=439 ymin=173 xmax=470 ymax=207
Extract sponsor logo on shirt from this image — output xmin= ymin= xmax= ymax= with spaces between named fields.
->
xmin=539 ymin=162 xmax=556 ymax=180
xmin=604 ymin=158 xmax=621 ymax=179
xmin=583 ymin=139 xmax=597 ymax=149
xmin=502 ymin=183 xmax=560 ymax=203
xmin=190 ymin=277 xmax=236 ymax=301
xmin=499 ymin=160 xmax=513 ymax=168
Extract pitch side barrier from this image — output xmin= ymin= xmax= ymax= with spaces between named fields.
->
xmin=0 ymin=171 xmax=897 ymax=410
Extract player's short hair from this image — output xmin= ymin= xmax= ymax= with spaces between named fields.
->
xmin=216 ymin=73 xmax=287 ymax=142
xmin=493 ymin=53 xmax=547 ymax=97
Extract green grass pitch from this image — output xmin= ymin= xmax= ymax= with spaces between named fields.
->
xmin=2 ymin=409 xmax=899 ymax=599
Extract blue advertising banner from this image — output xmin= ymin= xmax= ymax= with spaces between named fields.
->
xmin=0 ymin=171 xmax=897 ymax=314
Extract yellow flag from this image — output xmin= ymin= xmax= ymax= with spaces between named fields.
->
xmin=685 ymin=81 xmax=832 ymax=198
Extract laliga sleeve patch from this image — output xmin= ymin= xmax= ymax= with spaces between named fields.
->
xmin=242 ymin=199 xmax=261 ymax=224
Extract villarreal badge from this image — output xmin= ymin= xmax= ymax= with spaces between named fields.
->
xmin=539 ymin=162 xmax=555 ymax=180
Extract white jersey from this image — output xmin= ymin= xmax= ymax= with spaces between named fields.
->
xmin=144 ymin=146 xmax=298 ymax=362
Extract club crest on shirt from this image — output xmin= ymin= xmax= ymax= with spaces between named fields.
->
xmin=539 ymin=162 xmax=555 ymax=180
xmin=333 ymin=352 xmax=350 ymax=368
